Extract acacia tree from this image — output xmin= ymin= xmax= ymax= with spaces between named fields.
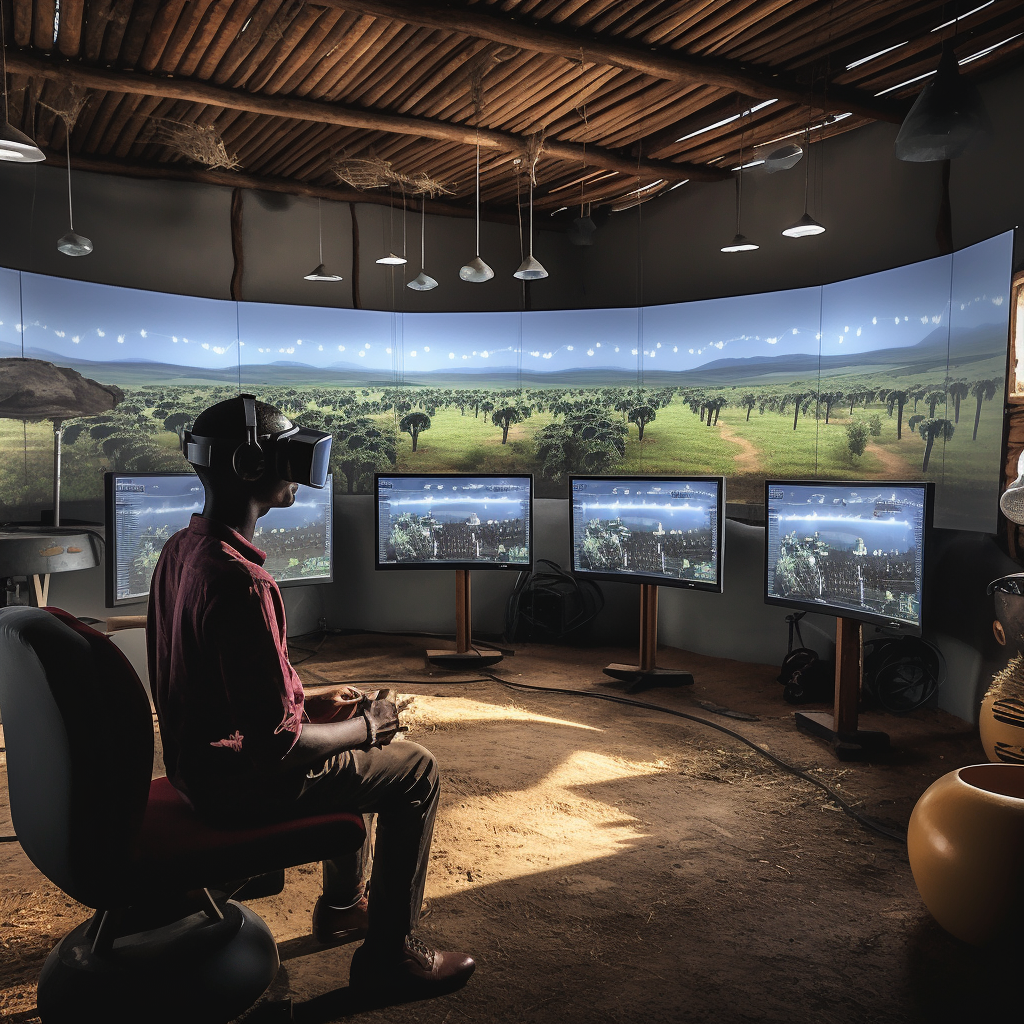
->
xmin=479 ymin=399 xmax=495 ymax=424
xmin=399 ymin=411 xmax=431 ymax=452
xmin=819 ymin=390 xmax=843 ymax=424
xmin=971 ymin=378 xmax=997 ymax=440
xmin=491 ymin=406 xmax=521 ymax=444
xmin=707 ymin=397 xmax=728 ymax=426
xmin=740 ymin=392 xmax=758 ymax=421
xmin=947 ymin=378 xmax=970 ymax=424
xmin=886 ymin=389 xmax=910 ymax=440
xmin=628 ymin=405 xmax=656 ymax=440
xmin=925 ymin=390 xmax=946 ymax=418
xmin=919 ymin=418 xmax=955 ymax=471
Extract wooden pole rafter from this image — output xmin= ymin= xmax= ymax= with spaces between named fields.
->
xmin=323 ymin=0 xmax=907 ymax=125
xmin=6 ymin=51 xmax=727 ymax=183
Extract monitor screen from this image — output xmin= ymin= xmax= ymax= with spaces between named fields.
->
xmin=764 ymin=480 xmax=931 ymax=633
xmin=104 ymin=472 xmax=333 ymax=606
xmin=375 ymin=474 xmax=533 ymax=570
xmin=568 ymin=476 xmax=725 ymax=592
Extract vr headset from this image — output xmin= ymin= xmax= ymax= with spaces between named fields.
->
xmin=182 ymin=394 xmax=332 ymax=489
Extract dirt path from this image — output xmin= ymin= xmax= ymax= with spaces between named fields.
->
xmin=716 ymin=421 xmax=762 ymax=472
xmin=867 ymin=441 xmax=916 ymax=477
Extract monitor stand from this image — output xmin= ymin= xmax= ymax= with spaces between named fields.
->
xmin=426 ymin=570 xmax=504 ymax=670
xmin=794 ymin=616 xmax=890 ymax=761
xmin=603 ymin=583 xmax=695 ymax=693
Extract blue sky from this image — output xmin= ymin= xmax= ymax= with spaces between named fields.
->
xmin=0 ymin=231 xmax=1011 ymax=375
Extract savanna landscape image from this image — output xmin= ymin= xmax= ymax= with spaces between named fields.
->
xmin=0 ymin=231 xmax=1012 ymax=532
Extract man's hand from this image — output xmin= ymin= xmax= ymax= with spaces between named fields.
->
xmin=304 ymin=684 xmax=363 ymax=724
xmin=361 ymin=693 xmax=400 ymax=748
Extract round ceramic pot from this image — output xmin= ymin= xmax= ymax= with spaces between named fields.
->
xmin=979 ymin=690 xmax=1024 ymax=764
xmin=908 ymin=763 xmax=1024 ymax=945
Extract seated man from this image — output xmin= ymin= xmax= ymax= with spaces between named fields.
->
xmin=146 ymin=393 xmax=474 ymax=994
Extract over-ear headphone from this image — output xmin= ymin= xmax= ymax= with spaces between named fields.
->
xmin=232 ymin=394 xmax=266 ymax=482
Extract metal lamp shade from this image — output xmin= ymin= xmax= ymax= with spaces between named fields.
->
xmin=0 ymin=120 xmax=45 ymax=163
xmin=459 ymin=256 xmax=493 ymax=283
xmin=895 ymin=49 xmax=992 ymax=162
xmin=0 ymin=528 xmax=102 ymax=577
xmin=57 ymin=231 xmax=93 ymax=256
xmin=721 ymin=233 xmax=759 ymax=253
xmin=782 ymin=213 xmax=826 ymax=238
xmin=513 ymin=254 xmax=548 ymax=280
xmin=407 ymin=271 xmax=438 ymax=291
xmin=376 ymin=252 xmax=407 ymax=265
xmin=304 ymin=263 xmax=343 ymax=281
xmin=764 ymin=143 xmax=803 ymax=173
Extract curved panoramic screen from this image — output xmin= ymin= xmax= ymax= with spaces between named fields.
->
xmin=0 ymin=230 xmax=1011 ymax=533
xmin=569 ymin=476 xmax=724 ymax=592
xmin=764 ymin=480 xmax=931 ymax=633
xmin=375 ymin=474 xmax=532 ymax=570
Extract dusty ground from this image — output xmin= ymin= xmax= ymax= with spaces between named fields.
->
xmin=1 ymin=634 xmax=1017 ymax=1024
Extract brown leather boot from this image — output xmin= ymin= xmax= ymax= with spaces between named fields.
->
xmin=312 ymin=894 xmax=369 ymax=945
xmin=349 ymin=935 xmax=475 ymax=995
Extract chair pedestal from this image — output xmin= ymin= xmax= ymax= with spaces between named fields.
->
xmin=38 ymin=901 xmax=279 ymax=1024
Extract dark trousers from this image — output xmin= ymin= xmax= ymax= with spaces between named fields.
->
xmin=294 ymin=740 xmax=439 ymax=951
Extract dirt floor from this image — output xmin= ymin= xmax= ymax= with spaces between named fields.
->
xmin=1 ymin=634 xmax=1019 ymax=1024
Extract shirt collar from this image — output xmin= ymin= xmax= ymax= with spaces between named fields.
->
xmin=188 ymin=514 xmax=267 ymax=566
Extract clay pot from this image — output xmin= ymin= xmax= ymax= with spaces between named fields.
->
xmin=979 ymin=689 xmax=1024 ymax=764
xmin=908 ymin=764 xmax=1024 ymax=944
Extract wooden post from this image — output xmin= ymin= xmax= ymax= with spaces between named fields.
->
xmin=638 ymin=583 xmax=658 ymax=673
xmin=833 ymin=616 xmax=862 ymax=735
xmin=455 ymin=569 xmax=471 ymax=654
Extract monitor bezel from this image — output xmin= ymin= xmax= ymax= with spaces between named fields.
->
xmin=374 ymin=472 xmax=534 ymax=572
xmin=104 ymin=471 xmax=334 ymax=607
xmin=762 ymin=478 xmax=934 ymax=636
xmin=567 ymin=474 xmax=726 ymax=593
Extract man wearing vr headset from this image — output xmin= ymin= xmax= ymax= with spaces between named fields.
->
xmin=147 ymin=394 xmax=474 ymax=996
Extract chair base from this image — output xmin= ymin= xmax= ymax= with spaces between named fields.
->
xmin=37 ymin=901 xmax=279 ymax=1024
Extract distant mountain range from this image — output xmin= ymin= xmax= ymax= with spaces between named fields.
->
xmin=0 ymin=322 xmax=1006 ymax=389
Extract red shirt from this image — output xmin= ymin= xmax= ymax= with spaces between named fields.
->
xmin=147 ymin=514 xmax=305 ymax=814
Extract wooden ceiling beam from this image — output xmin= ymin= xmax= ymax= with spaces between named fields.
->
xmin=37 ymin=148 xmax=533 ymax=224
xmin=323 ymin=0 xmax=907 ymax=124
xmin=6 ymin=50 xmax=724 ymax=182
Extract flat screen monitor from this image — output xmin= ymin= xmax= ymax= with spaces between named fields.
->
xmin=764 ymin=480 xmax=932 ymax=634
xmin=375 ymin=473 xmax=533 ymax=570
xmin=568 ymin=476 xmax=725 ymax=592
xmin=104 ymin=472 xmax=333 ymax=606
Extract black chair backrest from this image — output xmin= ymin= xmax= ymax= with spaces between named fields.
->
xmin=0 ymin=607 xmax=154 ymax=908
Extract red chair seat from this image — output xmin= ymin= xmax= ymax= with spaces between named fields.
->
xmin=135 ymin=777 xmax=365 ymax=892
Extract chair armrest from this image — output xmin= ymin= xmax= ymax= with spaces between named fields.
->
xmin=105 ymin=615 xmax=148 ymax=633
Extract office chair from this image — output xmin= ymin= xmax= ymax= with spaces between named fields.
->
xmin=0 ymin=606 xmax=365 ymax=1024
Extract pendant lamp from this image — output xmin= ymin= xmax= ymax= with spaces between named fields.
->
xmin=782 ymin=127 xmax=825 ymax=238
xmin=0 ymin=4 xmax=44 ymax=163
xmin=514 ymin=169 xmax=547 ymax=281
xmin=721 ymin=134 xmax=758 ymax=253
xmin=56 ymin=131 xmax=92 ymax=256
xmin=407 ymin=201 xmax=438 ymax=291
xmin=304 ymin=198 xmax=343 ymax=281
xmin=764 ymin=143 xmax=803 ymax=173
xmin=895 ymin=48 xmax=992 ymax=163
xmin=460 ymin=145 xmax=493 ymax=282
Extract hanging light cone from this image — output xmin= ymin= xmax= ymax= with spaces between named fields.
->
xmin=514 ymin=255 xmax=547 ymax=281
xmin=721 ymin=233 xmax=759 ymax=253
xmin=57 ymin=230 xmax=93 ymax=256
xmin=459 ymin=256 xmax=493 ymax=282
xmin=895 ymin=48 xmax=992 ymax=162
xmin=376 ymin=252 xmax=407 ymax=265
xmin=764 ymin=143 xmax=803 ymax=173
xmin=408 ymin=271 xmax=438 ymax=291
xmin=304 ymin=263 xmax=343 ymax=281
xmin=782 ymin=212 xmax=826 ymax=238
xmin=0 ymin=121 xmax=44 ymax=163
xmin=407 ymin=202 xmax=438 ymax=291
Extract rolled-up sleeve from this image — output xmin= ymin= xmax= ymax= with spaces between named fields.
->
xmin=200 ymin=570 xmax=304 ymax=773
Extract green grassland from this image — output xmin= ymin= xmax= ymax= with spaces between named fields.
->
xmin=0 ymin=363 xmax=1006 ymax=533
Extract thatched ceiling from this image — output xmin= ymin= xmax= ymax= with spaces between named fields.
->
xmin=4 ymin=0 xmax=1023 ymax=217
